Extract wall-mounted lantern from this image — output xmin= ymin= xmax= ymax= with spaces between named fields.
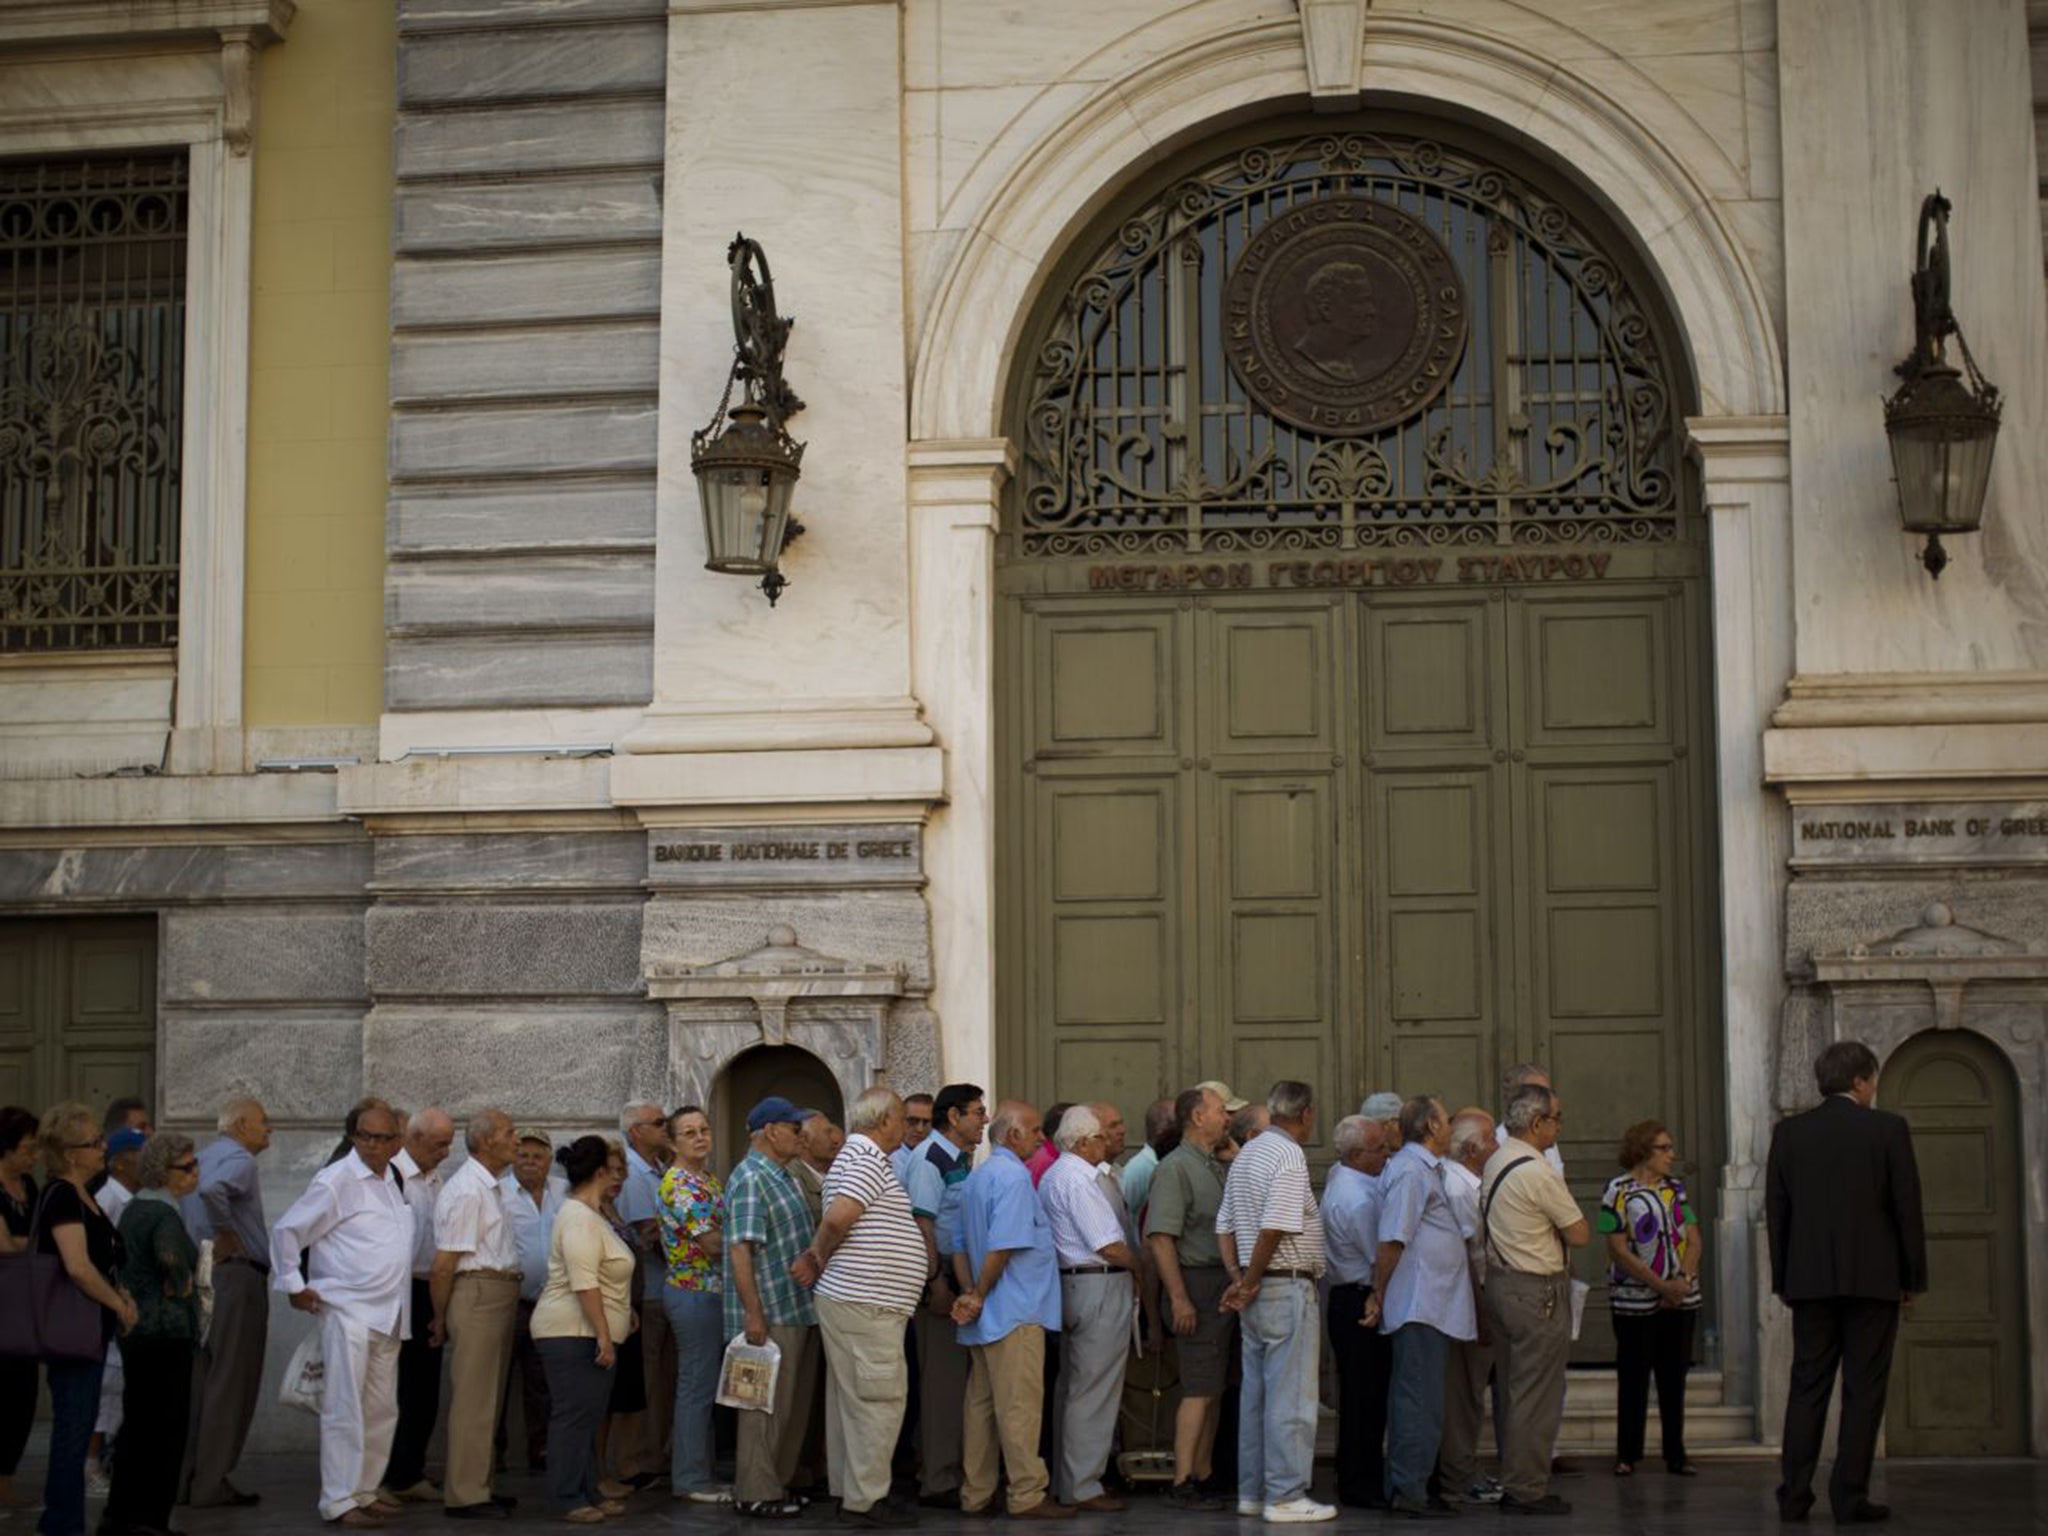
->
xmin=691 ymin=234 xmax=806 ymax=605
xmin=1883 ymin=192 xmax=2001 ymax=579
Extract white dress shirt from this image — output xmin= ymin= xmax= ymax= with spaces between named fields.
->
xmin=1321 ymin=1162 xmax=1384 ymax=1287
xmin=1039 ymin=1152 xmax=1126 ymax=1268
xmin=500 ymin=1168 xmax=568 ymax=1302
xmin=391 ymin=1148 xmax=445 ymax=1278
xmin=1377 ymin=1143 xmax=1476 ymax=1341
xmin=1443 ymin=1161 xmax=1485 ymax=1272
xmin=434 ymin=1155 xmax=520 ymax=1274
xmin=271 ymin=1149 xmax=414 ymax=1336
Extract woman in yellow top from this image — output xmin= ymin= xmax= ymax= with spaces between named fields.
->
xmin=531 ymin=1136 xmax=638 ymax=1524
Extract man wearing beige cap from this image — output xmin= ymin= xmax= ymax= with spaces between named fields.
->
xmin=500 ymin=1128 xmax=566 ymax=1474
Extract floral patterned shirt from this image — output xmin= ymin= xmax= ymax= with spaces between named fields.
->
xmin=1598 ymin=1173 xmax=1700 ymax=1315
xmin=656 ymin=1164 xmax=724 ymax=1293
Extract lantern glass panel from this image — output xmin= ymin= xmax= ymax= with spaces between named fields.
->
xmin=699 ymin=465 xmax=795 ymax=574
xmin=1889 ymin=422 xmax=1996 ymax=536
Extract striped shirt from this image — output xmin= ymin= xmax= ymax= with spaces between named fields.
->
xmin=816 ymin=1134 xmax=926 ymax=1315
xmin=1215 ymin=1127 xmax=1325 ymax=1277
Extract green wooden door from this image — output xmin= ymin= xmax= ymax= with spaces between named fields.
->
xmin=1884 ymin=1029 xmax=2028 ymax=1455
xmin=0 ymin=917 xmax=158 ymax=1115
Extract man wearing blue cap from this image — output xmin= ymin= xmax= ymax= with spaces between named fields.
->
xmin=724 ymin=1096 xmax=820 ymax=1520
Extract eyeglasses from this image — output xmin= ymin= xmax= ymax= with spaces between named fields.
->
xmin=1651 ymin=1141 xmax=1676 ymax=1154
xmin=171 ymin=1159 xmax=199 ymax=1173
xmin=354 ymin=1130 xmax=400 ymax=1144
xmin=66 ymin=1137 xmax=105 ymax=1150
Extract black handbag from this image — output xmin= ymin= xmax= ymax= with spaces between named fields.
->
xmin=0 ymin=1186 xmax=112 ymax=1362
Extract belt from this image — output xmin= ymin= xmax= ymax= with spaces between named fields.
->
xmin=219 ymin=1255 xmax=270 ymax=1276
xmin=1261 ymin=1269 xmax=1320 ymax=1281
xmin=456 ymin=1268 xmax=522 ymax=1282
xmin=1330 ymin=1280 xmax=1374 ymax=1293
xmin=1060 ymin=1264 xmax=1118 ymax=1275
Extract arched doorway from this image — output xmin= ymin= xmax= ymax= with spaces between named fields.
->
xmin=710 ymin=1044 xmax=846 ymax=1173
xmin=1883 ymin=1028 xmax=2028 ymax=1455
xmin=993 ymin=114 xmax=1721 ymax=1361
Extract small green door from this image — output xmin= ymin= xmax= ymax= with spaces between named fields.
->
xmin=0 ymin=916 xmax=158 ymax=1115
xmin=1884 ymin=1029 xmax=2028 ymax=1455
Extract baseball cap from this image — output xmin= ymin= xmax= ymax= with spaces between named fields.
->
xmin=515 ymin=1127 xmax=551 ymax=1147
xmin=746 ymin=1096 xmax=808 ymax=1133
xmin=1195 ymin=1080 xmax=1250 ymax=1112
xmin=106 ymin=1127 xmax=147 ymax=1157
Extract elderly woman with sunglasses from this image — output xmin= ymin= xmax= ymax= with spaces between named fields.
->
xmin=31 ymin=1102 xmax=139 ymax=1536
xmin=1599 ymin=1119 xmax=1703 ymax=1478
xmin=101 ymin=1132 xmax=202 ymax=1536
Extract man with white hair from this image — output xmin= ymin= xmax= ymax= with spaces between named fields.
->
xmin=1439 ymin=1108 xmax=1499 ymax=1507
xmin=1038 ymin=1105 xmax=1137 ymax=1513
xmin=1323 ymin=1114 xmax=1392 ymax=1509
xmin=382 ymin=1106 xmax=455 ymax=1503
xmin=181 ymin=1097 xmax=273 ymax=1509
xmin=790 ymin=1088 xmax=928 ymax=1528
xmin=432 ymin=1108 xmax=522 ymax=1520
xmin=617 ymin=1101 xmax=675 ymax=1483
xmin=272 ymin=1103 xmax=414 ymax=1528
xmin=1217 ymin=1081 xmax=1332 ymax=1524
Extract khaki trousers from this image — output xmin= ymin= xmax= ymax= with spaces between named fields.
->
xmin=1485 ymin=1267 xmax=1571 ymax=1505
xmin=962 ymin=1324 xmax=1051 ymax=1515
xmin=443 ymin=1273 xmax=519 ymax=1509
xmin=735 ymin=1323 xmax=820 ymax=1504
xmin=1437 ymin=1333 xmax=1494 ymax=1495
xmin=816 ymin=1294 xmax=913 ymax=1514
xmin=916 ymin=1307 xmax=969 ymax=1495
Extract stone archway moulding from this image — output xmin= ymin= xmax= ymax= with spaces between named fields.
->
xmin=909 ymin=11 xmax=1786 ymax=443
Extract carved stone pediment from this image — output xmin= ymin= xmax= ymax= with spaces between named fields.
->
xmin=1810 ymin=901 xmax=2048 ymax=1033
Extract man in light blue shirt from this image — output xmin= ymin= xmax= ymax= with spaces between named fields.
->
xmin=946 ymin=1100 xmax=1064 ymax=1518
xmin=1322 ymin=1114 xmax=1392 ymax=1508
xmin=180 ymin=1098 xmax=272 ymax=1508
xmin=1365 ymin=1097 xmax=1477 ymax=1515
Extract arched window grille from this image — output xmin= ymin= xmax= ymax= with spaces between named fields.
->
xmin=1015 ymin=126 xmax=1685 ymax=558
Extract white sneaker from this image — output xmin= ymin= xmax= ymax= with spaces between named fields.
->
xmin=1238 ymin=1500 xmax=1264 ymax=1516
xmin=1262 ymin=1498 xmax=1337 ymax=1523
xmin=685 ymin=1487 xmax=734 ymax=1504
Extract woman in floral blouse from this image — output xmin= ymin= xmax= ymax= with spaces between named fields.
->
xmin=656 ymin=1106 xmax=727 ymax=1503
xmin=1599 ymin=1119 xmax=1703 ymax=1478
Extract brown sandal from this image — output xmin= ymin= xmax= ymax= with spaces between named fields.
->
xmin=1614 ymin=1462 xmax=1635 ymax=1477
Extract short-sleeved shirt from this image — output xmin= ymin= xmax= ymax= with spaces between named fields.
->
xmin=1599 ymin=1173 xmax=1700 ymax=1314
xmin=39 ymin=1179 xmax=125 ymax=1334
xmin=1144 ymin=1142 xmax=1225 ymax=1269
xmin=1215 ymin=1128 xmax=1324 ymax=1276
xmin=1320 ymin=1162 xmax=1383 ymax=1287
xmin=721 ymin=1149 xmax=816 ymax=1337
xmin=532 ymin=1198 xmax=635 ymax=1342
xmin=917 ymin=1138 xmax=972 ymax=1255
xmin=393 ymin=1148 xmax=446 ymax=1278
xmin=1038 ymin=1152 xmax=1125 ymax=1268
xmin=1376 ymin=1143 xmax=1476 ymax=1340
xmin=435 ymin=1155 xmax=520 ymax=1273
xmin=816 ymin=1134 xmax=925 ymax=1315
xmin=656 ymin=1164 xmax=724 ymax=1293
xmin=949 ymin=1144 xmax=1060 ymax=1346
xmin=1481 ymin=1136 xmax=1583 ymax=1275
xmin=1119 ymin=1145 xmax=1160 ymax=1217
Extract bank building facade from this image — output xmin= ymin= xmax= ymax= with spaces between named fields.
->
xmin=2 ymin=0 xmax=2045 ymax=1457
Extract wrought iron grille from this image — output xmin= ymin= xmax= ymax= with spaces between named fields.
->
xmin=0 ymin=153 xmax=187 ymax=651
xmin=1015 ymin=128 xmax=1685 ymax=557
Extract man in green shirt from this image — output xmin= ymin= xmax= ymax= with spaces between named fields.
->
xmin=1143 ymin=1085 xmax=1233 ymax=1510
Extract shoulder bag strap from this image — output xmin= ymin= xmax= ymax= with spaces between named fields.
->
xmin=1481 ymin=1156 xmax=1537 ymax=1268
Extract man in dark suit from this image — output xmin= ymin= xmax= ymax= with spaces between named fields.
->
xmin=1766 ymin=1039 xmax=1927 ymax=1525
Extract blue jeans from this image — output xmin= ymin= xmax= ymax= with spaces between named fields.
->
xmin=663 ymin=1286 xmax=725 ymax=1492
xmin=40 ymin=1355 xmax=104 ymax=1536
xmin=1236 ymin=1277 xmax=1320 ymax=1508
xmin=1385 ymin=1322 xmax=1451 ymax=1503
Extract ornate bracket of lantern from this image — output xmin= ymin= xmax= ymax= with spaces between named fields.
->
xmin=691 ymin=234 xmax=807 ymax=605
xmin=1882 ymin=192 xmax=2002 ymax=580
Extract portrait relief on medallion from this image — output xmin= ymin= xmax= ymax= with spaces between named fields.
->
xmin=1223 ymin=195 xmax=1468 ymax=436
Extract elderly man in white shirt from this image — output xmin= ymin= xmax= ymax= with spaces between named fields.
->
xmin=383 ymin=1106 xmax=454 ymax=1503
xmin=272 ymin=1103 xmax=415 ymax=1529
xmin=1322 ymin=1114 xmax=1392 ymax=1509
xmin=1036 ymin=1104 xmax=1138 ymax=1513
xmin=431 ymin=1107 xmax=523 ymax=1521
xmin=1439 ymin=1108 xmax=1498 ymax=1506
xmin=1364 ymin=1097 xmax=1477 ymax=1518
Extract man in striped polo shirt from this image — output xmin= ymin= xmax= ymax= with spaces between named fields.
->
xmin=1217 ymin=1082 xmax=1334 ymax=1525
xmin=791 ymin=1088 xmax=928 ymax=1529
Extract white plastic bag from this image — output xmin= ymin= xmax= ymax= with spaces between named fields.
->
xmin=278 ymin=1323 xmax=325 ymax=1415
xmin=716 ymin=1334 xmax=781 ymax=1412
xmin=1567 ymin=1278 xmax=1591 ymax=1342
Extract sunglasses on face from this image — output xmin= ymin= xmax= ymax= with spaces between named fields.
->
xmin=354 ymin=1130 xmax=400 ymax=1144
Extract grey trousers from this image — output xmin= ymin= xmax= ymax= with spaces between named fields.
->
xmin=184 ymin=1260 xmax=269 ymax=1506
xmin=1485 ymin=1267 xmax=1571 ymax=1505
xmin=1054 ymin=1272 xmax=1132 ymax=1504
xmin=916 ymin=1305 xmax=969 ymax=1495
xmin=1438 ymin=1333 xmax=1494 ymax=1495
xmin=735 ymin=1323 xmax=820 ymax=1504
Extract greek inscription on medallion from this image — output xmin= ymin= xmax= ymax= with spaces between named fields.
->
xmin=1222 ymin=196 xmax=1468 ymax=436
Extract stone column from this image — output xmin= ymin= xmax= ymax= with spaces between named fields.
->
xmin=1687 ymin=414 xmax=1793 ymax=1429
xmin=908 ymin=440 xmax=1012 ymax=1096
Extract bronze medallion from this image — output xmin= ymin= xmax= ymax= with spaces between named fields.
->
xmin=1223 ymin=195 xmax=1468 ymax=436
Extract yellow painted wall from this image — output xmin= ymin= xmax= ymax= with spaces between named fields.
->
xmin=243 ymin=0 xmax=393 ymax=727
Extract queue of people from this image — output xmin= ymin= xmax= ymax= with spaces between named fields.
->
xmin=0 ymin=1036 xmax=1925 ymax=1531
